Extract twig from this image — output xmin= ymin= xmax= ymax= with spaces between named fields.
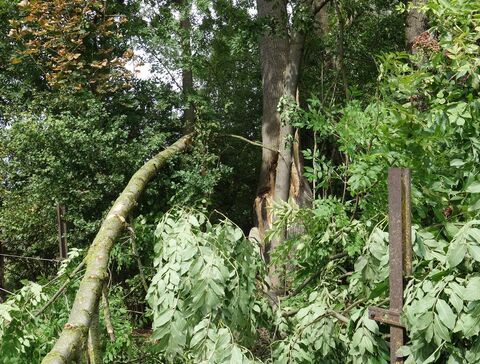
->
xmin=0 ymin=287 xmax=14 ymax=295
xmin=0 ymin=253 xmax=61 ymax=263
xmin=286 ymin=252 xmax=347 ymax=298
xmin=127 ymin=225 xmax=149 ymax=293
xmin=337 ymin=271 xmax=353 ymax=282
xmin=327 ymin=309 xmax=349 ymax=323
xmin=102 ymin=284 xmax=116 ymax=342
xmin=225 ymin=134 xmax=280 ymax=155
xmin=35 ymin=260 xmax=85 ymax=316
xmin=344 ymin=298 xmax=366 ymax=314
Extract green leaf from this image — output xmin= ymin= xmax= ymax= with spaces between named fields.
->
xmin=230 ymin=346 xmax=244 ymax=363
xmin=467 ymin=181 xmax=480 ymax=193
xmin=445 ymin=223 xmax=460 ymax=238
xmin=468 ymin=244 xmax=480 ymax=262
xmin=450 ymin=159 xmax=466 ymax=167
xmin=447 ymin=241 xmax=467 ymax=267
xmin=449 ymin=291 xmax=464 ymax=313
xmin=436 ymin=299 xmax=456 ymax=330
xmin=433 ymin=317 xmax=450 ymax=342
xmin=464 ymin=277 xmax=480 ymax=301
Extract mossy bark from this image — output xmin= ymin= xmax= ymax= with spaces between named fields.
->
xmin=41 ymin=135 xmax=192 ymax=364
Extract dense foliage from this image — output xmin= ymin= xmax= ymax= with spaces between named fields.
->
xmin=1 ymin=0 xmax=480 ymax=363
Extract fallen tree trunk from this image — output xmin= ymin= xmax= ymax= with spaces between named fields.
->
xmin=41 ymin=134 xmax=192 ymax=364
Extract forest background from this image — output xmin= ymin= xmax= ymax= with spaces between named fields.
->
xmin=1 ymin=0 xmax=480 ymax=363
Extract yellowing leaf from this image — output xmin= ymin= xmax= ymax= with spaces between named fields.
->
xmin=10 ymin=57 xmax=22 ymax=65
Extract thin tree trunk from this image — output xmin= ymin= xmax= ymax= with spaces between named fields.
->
xmin=180 ymin=2 xmax=195 ymax=131
xmin=406 ymin=0 xmax=427 ymax=51
xmin=334 ymin=0 xmax=348 ymax=99
xmin=41 ymin=135 xmax=191 ymax=364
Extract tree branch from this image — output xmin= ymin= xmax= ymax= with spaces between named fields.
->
xmin=286 ymin=252 xmax=347 ymax=298
xmin=35 ymin=260 xmax=86 ymax=317
xmin=102 ymin=283 xmax=116 ymax=342
xmin=313 ymin=0 xmax=332 ymax=16
xmin=41 ymin=135 xmax=192 ymax=364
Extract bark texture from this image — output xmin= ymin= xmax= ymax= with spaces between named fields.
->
xmin=256 ymin=0 xmax=289 ymax=240
xmin=256 ymin=0 xmax=314 ymax=294
xmin=406 ymin=0 xmax=428 ymax=51
xmin=87 ymin=306 xmax=102 ymax=364
xmin=41 ymin=135 xmax=191 ymax=364
xmin=180 ymin=2 xmax=195 ymax=131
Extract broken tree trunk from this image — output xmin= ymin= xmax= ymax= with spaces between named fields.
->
xmin=41 ymin=134 xmax=192 ymax=364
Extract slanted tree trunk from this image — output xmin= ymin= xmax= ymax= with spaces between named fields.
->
xmin=41 ymin=135 xmax=191 ymax=364
xmin=406 ymin=0 xmax=428 ymax=51
xmin=87 ymin=305 xmax=102 ymax=364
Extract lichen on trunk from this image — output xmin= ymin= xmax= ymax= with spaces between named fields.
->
xmin=41 ymin=135 xmax=191 ymax=364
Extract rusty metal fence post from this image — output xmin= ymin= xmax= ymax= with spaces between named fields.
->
xmin=369 ymin=168 xmax=412 ymax=364
xmin=56 ymin=204 xmax=68 ymax=260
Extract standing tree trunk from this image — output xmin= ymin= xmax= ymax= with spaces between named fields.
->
xmin=256 ymin=0 xmax=321 ymax=295
xmin=406 ymin=0 xmax=428 ymax=51
xmin=180 ymin=1 xmax=195 ymax=131
xmin=255 ymin=0 xmax=289 ymax=243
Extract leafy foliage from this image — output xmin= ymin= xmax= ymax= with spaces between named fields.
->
xmin=8 ymin=0 xmax=136 ymax=93
xmin=147 ymin=209 xmax=261 ymax=362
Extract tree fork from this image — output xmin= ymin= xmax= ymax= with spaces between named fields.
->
xmin=41 ymin=135 xmax=192 ymax=364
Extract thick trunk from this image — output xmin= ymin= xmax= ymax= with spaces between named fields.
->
xmin=256 ymin=0 xmax=289 ymax=241
xmin=274 ymin=31 xmax=305 ymax=205
xmin=87 ymin=305 xmax=102 ymax=364
xmin=41 ymin=135 xmax=191 ymax=364
xmin=406 ymin=0 xmax=427 ymax=51
xmin=256 ymin=0 xmax=313 ymax=295
xmin=269 ymin=31 xmax=306 ymax=293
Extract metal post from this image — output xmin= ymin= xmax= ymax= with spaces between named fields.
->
xmin=56 ymin=204 xmax=68 ymax=259
xmin=369 ymin=168 xmax=412 ymax=364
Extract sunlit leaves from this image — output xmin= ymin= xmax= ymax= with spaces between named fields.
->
xmin=147 ymin=209 xmax=260 ymax=362
xmin=8 ymin=0 xmax=133 ymax=93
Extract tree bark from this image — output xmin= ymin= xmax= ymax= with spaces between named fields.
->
xmin=268 ymin=29 xmax=306 ymax=293
xmin=406 ymin=0 xmax=427 ymax=51
xmin=256 ymin=0 xmax=289 ymax=242
xmin=256 ymin=0 xmax=312 ymax=295
xmin=102 ymin=284 xmax=116 ymax=342
xmin=334 ymin=0 xmax=348 ymax=99
xmin=180 ymin=1 xmax=195 ymax=131
xmin=41 ymin=135 xmax=191 ymax=364
xmin=87 ymin=304 xmax=102 ymax=364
